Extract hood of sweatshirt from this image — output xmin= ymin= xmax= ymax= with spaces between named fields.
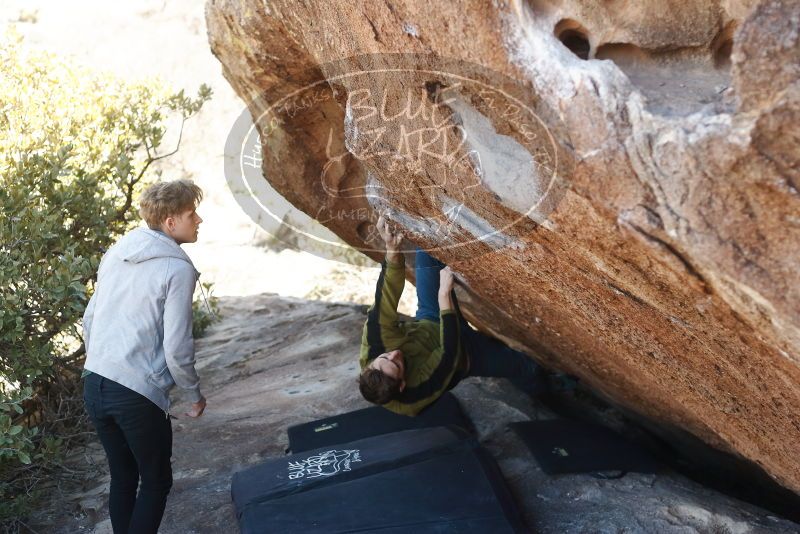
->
xmin=115 ymin=227 xmax=200 ymax=278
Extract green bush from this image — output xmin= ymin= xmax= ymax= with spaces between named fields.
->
xmin=193 ymin=282 xmax=220 ymax=338
xmin=0 ymin=33 xmax=211 ymax=528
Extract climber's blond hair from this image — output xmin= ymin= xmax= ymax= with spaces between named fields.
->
xmin=138 ymin=180 xmax=203 ymax=229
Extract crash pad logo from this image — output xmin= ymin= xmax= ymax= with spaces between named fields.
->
xmin=287 ymin=449 xmax=362 ymax=480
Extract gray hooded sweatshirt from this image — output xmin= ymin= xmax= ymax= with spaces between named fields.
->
xmin=83 ymin=227 xmax=203 ymax=412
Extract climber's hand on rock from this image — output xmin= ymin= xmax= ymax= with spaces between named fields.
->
xmin=377 ymin=215 xmax=403 ymax=261
xmin=437 ymin=267 xmax=455 ymax=311
xmin=439 ymin=266 xmax=455 ymax=294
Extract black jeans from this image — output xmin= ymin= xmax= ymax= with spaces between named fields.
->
xmin=462 ymin=325 xmax=547 ymax=395
xmin=83 ymin=373 xmax=173 ymax=534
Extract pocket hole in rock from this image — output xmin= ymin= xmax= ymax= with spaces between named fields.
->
xmin=555 ymin=19 xmax=591 ymax=60
xmin=711 ymin=22 xmax=737 ymax=69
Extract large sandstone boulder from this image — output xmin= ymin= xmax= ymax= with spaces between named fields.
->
xmin=206 ymin=0 xmax=800 ymax=494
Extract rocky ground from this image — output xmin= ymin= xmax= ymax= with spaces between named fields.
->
xmin=33 ymin=293 xmax=799 ymax=534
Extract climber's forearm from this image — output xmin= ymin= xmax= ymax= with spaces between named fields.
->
xmin=438 ymin=289 xmax=453 ymax=312
xmin=386 ymin=249 xmax=403 ymax=264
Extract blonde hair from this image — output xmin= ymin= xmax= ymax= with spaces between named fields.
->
xmin=138 ymin=180 xmax=203 ymax=229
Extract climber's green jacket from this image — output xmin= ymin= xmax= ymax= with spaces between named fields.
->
xmin=359 ymin=255 xmax=469 ymax=416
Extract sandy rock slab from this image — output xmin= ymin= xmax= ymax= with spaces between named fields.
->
xmin=205 ymin=0 xmax=800 ymax=494
xmin=35 ymin=294 xmax=799 ymax=533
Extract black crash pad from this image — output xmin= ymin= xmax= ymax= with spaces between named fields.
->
xmin=286 ymin=391 xmax=470 ymax=453
xmin=510 ymin=419 xmax=660 ymax=475
xmin=231 ymin=426 xmax=526 ymax=533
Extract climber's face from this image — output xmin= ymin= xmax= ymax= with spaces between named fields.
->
xmin=368 ymin=349 xmax=406 ymax=390
xmin=163 ymin=208 xmax=203 ymax=244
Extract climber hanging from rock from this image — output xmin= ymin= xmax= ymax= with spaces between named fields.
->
xmin=358 ymin=215 xmax=555 ymax=415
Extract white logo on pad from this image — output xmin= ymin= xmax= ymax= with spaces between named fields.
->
xmin=287 ymin=449 xmax=362 ymax=480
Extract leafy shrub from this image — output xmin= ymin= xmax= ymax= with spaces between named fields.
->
xmin=0 ymin=32 xmax=211 ymax=528
xmin=193 ymin=282 xmax=220 ymax=338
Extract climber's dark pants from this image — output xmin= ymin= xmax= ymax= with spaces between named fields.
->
xmin=414 ymin=248 xmax=546 ymax=394
xmin=461 ymin=327 xmax=547 ymax=394
xmin=83 ymin=372 xmax=173 ymax=534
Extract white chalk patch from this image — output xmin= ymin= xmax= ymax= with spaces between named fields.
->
xmin=402 ymin=22 xmax=419 ymax=37
xmin=447 ymin=95 xmax=545 ymax=218
xmin=439 ymin=194 xmax=523 ymax=250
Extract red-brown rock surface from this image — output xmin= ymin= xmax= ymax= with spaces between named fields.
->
xmin=206 ymin=0 xmax=800 ymax=494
